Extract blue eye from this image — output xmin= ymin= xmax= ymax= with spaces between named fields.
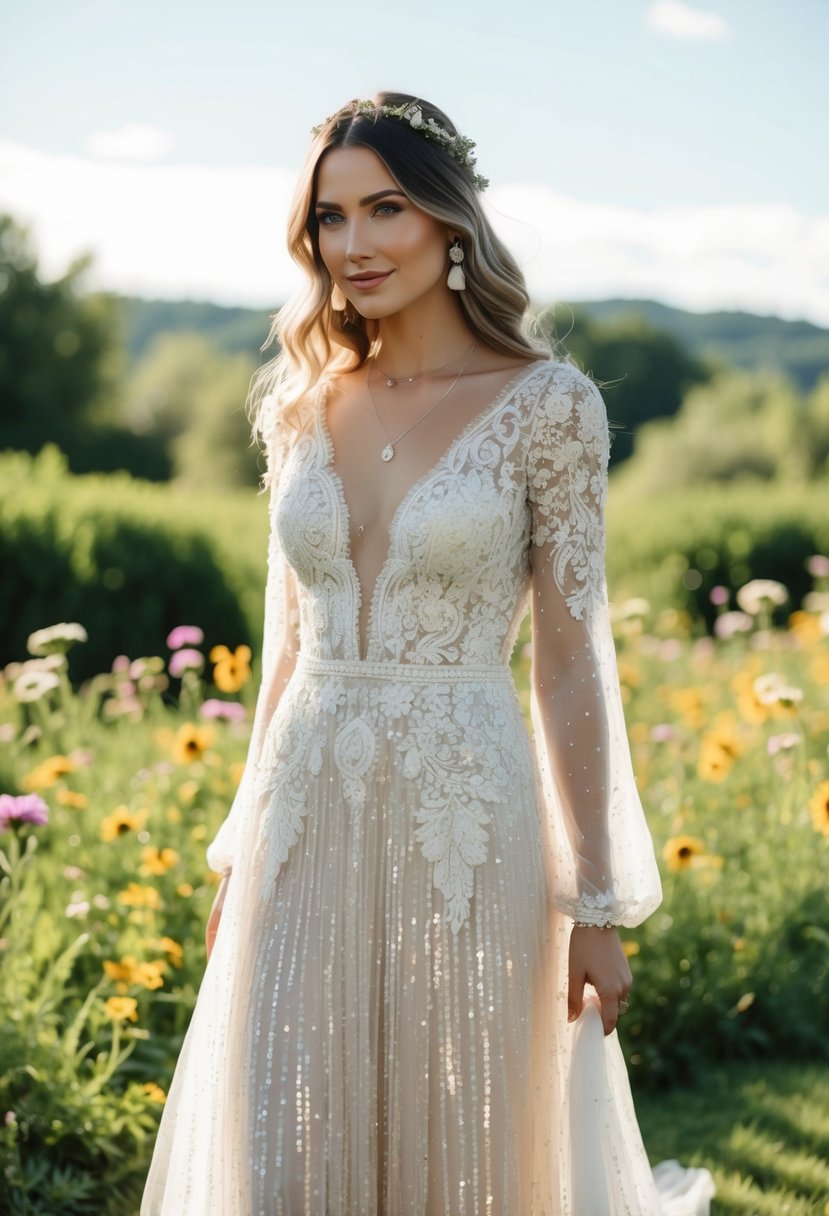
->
xmin=374 ymin=202 xmax=401 ymax=216
xmin=316 ymin=211 xmax=343 ymax=226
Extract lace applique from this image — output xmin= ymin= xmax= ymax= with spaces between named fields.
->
xmin=253 ymin=672 xmax=519 ymax=934
xmin=525 ymin=365 xmax=610 ymax=622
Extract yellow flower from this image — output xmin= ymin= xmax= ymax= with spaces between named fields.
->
xmin=668 ymin=687 xmax=707 ymax=730
xmin=622 ymin=940 xmax=640 ymax=957
xmin=139 ymin=845 xmax=181 ymax=876
xmin=117 ymin=882 xmax=161 ymax=910
xmin=209 ymin=644 xmax=253 ymax=694
xmin=663 ymin=835 xmax=706 ymax=872
xmin=697 ymin=727 xmax=742 ymax=782
xmin=788 ymin=610 xmax=824 ymax=645
xmin=166 ymin=805 xmax=182 ymax=824
xmin=731 ymin=670 xmax=773 ymax=725
xmin=809 ymin=781 xmax=829 ymax=837
xmin=733 ymin=937 xmax=747 ymax=952
xmin=56 ymin=789 xmax=88 ymax=809
xmin=178 ymin=779 xmax=200 ymax=804
xmin=191 ymin=823 xmax=207 ymax=841
xmin=20 ymin=754 xmax=76 ymax=792
xmin=101 ymin=805 xmax=148 ymax=842
xmin=157 ymin=936 xmax=184 ymax=967
xmin=172 ymin=723 xmax=216 ymax=765
xmin=104 ymin=953 xmax=167 ymax=992
xmin=143 ymin=1082 xmax=166 ymax=1104
xmin=104 ymin=996 xmax=139 ymax=1022
xmin=177 ymin=882 xmax=194 ymax=898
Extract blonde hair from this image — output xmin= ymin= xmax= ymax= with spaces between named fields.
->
xmin=248 ymin=91 xmax=549 ymax=490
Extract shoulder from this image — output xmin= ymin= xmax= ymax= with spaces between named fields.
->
xmin=523 ymin=361 xmax=609 ymax=468
xmin=522 ymin=359 xmax=606 ymax=416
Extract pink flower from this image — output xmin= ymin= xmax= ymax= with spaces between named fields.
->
xmin=200 ymin=699 xmax=247 ymax=722
xmin=0 ymin=793 xmax=49 ymax=831
xmin=806 ymin=554 xmax=829 ymax=578
xmin=169 ymin=649 xmax=205 ymax=678
xmin=767 ymin=733 xmax=800 ymax=756
xmin=709 ymin=585 xmax=730 ymax=606
xmin=167 ymin=625 xmax=205 ymax=650
xmin=650 ymin=724 xmax=677 ymax=743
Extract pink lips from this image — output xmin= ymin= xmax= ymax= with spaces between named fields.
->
xmin=347 ymin=271 xmax=393 ymax=291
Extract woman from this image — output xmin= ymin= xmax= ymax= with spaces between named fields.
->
xmin=142 ymin=93 xmax=714 ymax=1214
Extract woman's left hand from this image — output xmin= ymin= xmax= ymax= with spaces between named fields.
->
xmin=567 ymin=925 xmax=632 ymax=1036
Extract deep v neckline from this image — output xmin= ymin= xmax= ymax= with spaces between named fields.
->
xmin=317 ymin=359 xmax=549 ymax=662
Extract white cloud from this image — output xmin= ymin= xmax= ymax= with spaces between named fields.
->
xmin=85 ymin=123 xmax=176 ymax=163
xmin=646 ymin=1 xmax=732 ymax=42
xmin=0 ymin=138 xmax=826 ymax=327
xmin=488 ymin=186 xmax=829 ymax=324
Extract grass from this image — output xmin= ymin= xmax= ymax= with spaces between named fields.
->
xmin=635 ymin=1062 xmax=829 ymax=1214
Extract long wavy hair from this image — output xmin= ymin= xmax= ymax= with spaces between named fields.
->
xmin=248 ymin=91 xmax=550 ymax=490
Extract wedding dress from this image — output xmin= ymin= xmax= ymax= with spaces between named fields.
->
xmin=141 ymin=359 xmax=715 ymax=1215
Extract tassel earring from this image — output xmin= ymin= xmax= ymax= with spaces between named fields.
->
xmin=447 ymin=237 xmax=466 ymax=291
xmin=331 ymin=282 xmax=347 ymax=311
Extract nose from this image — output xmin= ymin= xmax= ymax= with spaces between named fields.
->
xmin=345 ymin=215 xmax=374 ymax=263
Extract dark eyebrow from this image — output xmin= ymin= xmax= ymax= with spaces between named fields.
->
xmin=314 ymin=189 xmax=408 ymax=210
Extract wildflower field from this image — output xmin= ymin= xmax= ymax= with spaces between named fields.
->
xmin=1 ymin=574 xmax=829 ymax=1214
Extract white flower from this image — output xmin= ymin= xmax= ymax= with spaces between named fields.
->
xmin=803 ymin=591 xmax=829 ymax=614
xmin=735 ymin=580 xmax=788 ymax=615
xmin=14 ymin=670 xmax=61 ymax=703
xmin=403 ymin=104 xmax=423 ymax=128
xmin=27 ymin=622 xmax=88 ymax=656
xmin=752 ymin=672 xmax=804 ymax=706
xmin=713 ymin=611 xmax=754 ymax=639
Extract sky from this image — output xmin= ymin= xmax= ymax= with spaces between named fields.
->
xmin=1 ymin=0 xmax=827 ymax=324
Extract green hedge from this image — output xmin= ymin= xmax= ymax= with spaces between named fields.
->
xmin=0 ymin=446 xmax=267 ymax=683
xmin=607 ymin=481 xmax=829 ymax=628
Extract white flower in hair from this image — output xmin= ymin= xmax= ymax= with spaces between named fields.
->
xmin=403 ymin=103 xmax=423 ymax=128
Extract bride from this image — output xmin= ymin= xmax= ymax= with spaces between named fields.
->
xmin=141 ymin=92 xmax=715 ymax=1214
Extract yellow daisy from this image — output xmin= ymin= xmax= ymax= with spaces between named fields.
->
xmin=101 ymin=805 xmax=148 ymax=842
xmin=172 ymin=723 xmax=216 ymax=765
xmin=139 ymin=845 xmax=181 ymax=876
xmin=209 ymin=644 xmax=253 ymax=694
xmin=143 ymin=1082 xmax=167 ymax=1104
xmin=104 ymin=996 xmax=139 ymax=1022
xmin=663 ymin=835 xmax=706 ymax=872
xmin=116 ymin=882 xmax=161 ymax=910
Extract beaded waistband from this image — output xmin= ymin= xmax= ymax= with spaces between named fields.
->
xmin=295 ymin=654 xmax=514 ymax=683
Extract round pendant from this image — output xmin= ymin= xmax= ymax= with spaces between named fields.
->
xmin=386 ymin=378 xmax=396 ymax=387
xmin=381 ymin=444 xmax=394 ymax=462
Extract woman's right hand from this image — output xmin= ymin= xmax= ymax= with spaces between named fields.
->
xmin=205 ymin=872 xmax=231 ymax=960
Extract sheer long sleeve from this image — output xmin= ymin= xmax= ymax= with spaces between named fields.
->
xmin=525 ymin=366 xmax=662 ymax=928
xmin=205 ymin=401 xmax=301 ymax=876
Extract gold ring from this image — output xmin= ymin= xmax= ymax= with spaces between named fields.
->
xmin=618 ymin=998 xmax=630 ymax=1015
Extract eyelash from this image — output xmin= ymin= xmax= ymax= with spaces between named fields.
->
xmin=317 ymin=202 xmax=402 ymax=225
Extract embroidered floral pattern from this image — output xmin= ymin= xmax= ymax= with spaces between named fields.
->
xmin=233 ymin=362 xmax=659 ymax=935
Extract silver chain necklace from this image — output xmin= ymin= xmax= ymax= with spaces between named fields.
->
xmin=367 ymin=342 xmax=477 ymax=462
xmin=374 ymin=343 xmax=474 ymax=388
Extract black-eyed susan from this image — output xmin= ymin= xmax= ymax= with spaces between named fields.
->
xmin=143 ymin=1082 xmax=167 ymax=1104
xmin=697 ymin=727 xmax=742 ymax=783
xmin=209 ymin=644 xmax=252 ymax=694
xmin=663 ymin=835 xmax=706 ymax=872
xmin=104 ymin=996 xmax=139 ymax=1022
xmin=139 ymin=845 xmax=180 ymax=876
xmin=20 ymin=754 xmax=76 ymax=792
xmin=171 ymin=723 xmax=216 ymax=765
xmin=101 ymin=805 xmax=148 ymax=842
xmin=809 ymin=781 xmax=829 ymax=837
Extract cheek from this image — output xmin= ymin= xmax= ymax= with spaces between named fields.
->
xmin=393 ymin=222 xmax=446 ymax=273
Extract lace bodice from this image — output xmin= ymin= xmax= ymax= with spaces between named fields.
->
xmin=207 ymin=359 xmax=662 ymax=930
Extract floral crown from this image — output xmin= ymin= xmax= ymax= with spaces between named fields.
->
xmin=311 ymin=99 xmax=489 ymax=192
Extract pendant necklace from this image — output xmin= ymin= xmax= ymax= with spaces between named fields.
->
xmin=374 ymin=343 xmax=474 ymax=388
xmin=368 ymin=342 xmax=477 ymax=462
